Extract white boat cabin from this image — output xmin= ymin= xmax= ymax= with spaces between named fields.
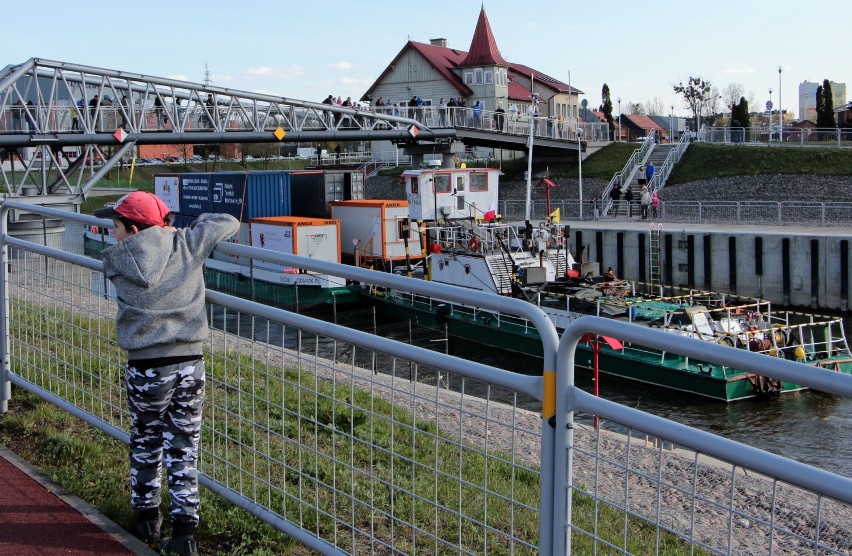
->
xmin=403 ymin=168 xmax=501 ymax=221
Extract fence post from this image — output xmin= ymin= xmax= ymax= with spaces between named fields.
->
xmin=838 ymin=128 xmax=842 ymax=147
xmin=777 ymin=203 xmax=782 ymax=224
xmin=0 ymin=207 xmax=10 ymax=414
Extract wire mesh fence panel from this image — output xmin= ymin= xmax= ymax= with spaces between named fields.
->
xmin=566 ymin=415 xmax=852 ymax=555
xmin=201 ymin=303 xmax=543 ymax=554
xmin=2 ymin=228 xmax=546 ymax=554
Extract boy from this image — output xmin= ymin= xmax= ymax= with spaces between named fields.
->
xmin=95 ymin=191 xmax=239 ymax=556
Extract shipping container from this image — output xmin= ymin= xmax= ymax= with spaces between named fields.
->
xmin=329 ymin=200 xmax=421 ymax=261
xmin=289 ymin=169 xmax=365 ymax=218
xmin=249 ymin=216 xmax=340 ymax=273
xmin=288 ymin=171 xmax=326 ymax=218
xmin=178 ymin=173 xmax=213 ymax=216
xmin=209 ymin=171 xmax=292 ymax=221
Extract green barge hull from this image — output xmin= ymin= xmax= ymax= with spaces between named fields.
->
xmin=362 ymin=289 xmax=852 ymax=402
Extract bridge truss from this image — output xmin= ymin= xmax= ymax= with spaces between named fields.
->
xmin=0 ymin=58 xmax=453 ymax=210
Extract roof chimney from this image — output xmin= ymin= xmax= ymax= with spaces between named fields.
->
xmin=430 ymin=38 xmax=448 ymax=47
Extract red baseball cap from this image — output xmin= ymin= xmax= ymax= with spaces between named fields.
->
xmin=94 ymin=191 xmax=171 ymax=227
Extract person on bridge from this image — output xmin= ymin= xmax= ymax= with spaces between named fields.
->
xmin=439 ymin=98 xmax=447 ymax=126
xmin=494 ymin=102 xmax=505 ymax=131
xmin=472 ymin=101 xmax=483 ymax=128
xmin=95 ymin=192 xmax=239 ymax=556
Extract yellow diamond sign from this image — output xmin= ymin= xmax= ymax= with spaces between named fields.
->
xmin=274 ymin=127 xmax=286 ymax=141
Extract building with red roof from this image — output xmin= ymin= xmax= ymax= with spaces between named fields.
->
xmin=361 ymin=6 xmax=582 ymax=123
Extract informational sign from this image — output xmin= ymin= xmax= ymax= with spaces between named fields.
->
xmin=765 ymin=100 xmax=773 ymax=111
xmin=154 ymin=174 xmax=181 ymax=212
xmin=179 ymin=174 xmax=212 ymax=216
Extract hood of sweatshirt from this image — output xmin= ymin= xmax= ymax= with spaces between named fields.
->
xmin=102 ymin=227 xmax=174 ymax=286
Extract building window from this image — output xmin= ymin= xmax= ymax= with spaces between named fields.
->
xmin=470 ymin=173 xmax=488 ymax=192
xmin=484 ymin=71 xmax=493 ymax=84
xmin=464 ymin=72 xmax=474 ymax=85
xmin=474 ymin=68 xmax=483 ymax=85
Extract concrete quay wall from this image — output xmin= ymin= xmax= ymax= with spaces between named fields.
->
xmin=567 ymin=222 xmax=851 ymax=311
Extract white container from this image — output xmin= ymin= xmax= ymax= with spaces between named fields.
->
xmin=329 ymin=200 xmax=420 ymax=261
xmin=249 ymin=216 xmax=340 ymax=273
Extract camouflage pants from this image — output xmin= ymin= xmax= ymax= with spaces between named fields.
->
xmin=126 ymin=360 xmax=205 ymax=523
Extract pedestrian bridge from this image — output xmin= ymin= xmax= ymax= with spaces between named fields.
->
xmin=0 ymin=58 xmax=604 ymax=208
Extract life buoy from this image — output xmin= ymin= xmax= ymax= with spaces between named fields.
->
xmin=469 ymin=235 xmax=481 ymax=251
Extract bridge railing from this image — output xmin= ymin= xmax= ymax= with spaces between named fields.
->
xmin=2 ymin=204 xmax=852 ymax=555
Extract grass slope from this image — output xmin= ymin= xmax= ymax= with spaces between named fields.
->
xmin=668 ymin=144 xmax=852 ymax=185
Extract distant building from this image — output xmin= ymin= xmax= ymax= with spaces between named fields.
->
xmin=798 ymin=80 xmax=846 ymax=122
xmin=361 ymin=6 xmax=582 ymax=125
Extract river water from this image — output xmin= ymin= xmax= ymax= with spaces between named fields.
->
xmin=466 ymin=345 xmax=852 ymax=478
xmin=66 ymin=222 xmax=852 ymax=477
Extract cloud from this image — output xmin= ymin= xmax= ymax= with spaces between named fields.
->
xmin=168 ymin=74 xmax=189 ymax=82
xmin=723 ymin=64 xmax=755 ymax=76
xmin=244 ymin=66 xmax=305 ymax=79
xmin=328 ymin=61 xmax=354 ymax=70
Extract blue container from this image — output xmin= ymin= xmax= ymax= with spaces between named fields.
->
xmin=179 ymin=173 xmax=212 ymax=216
xmin=244 ymin=171 xmax=291 ymax=219
xmin=209 ymin=172 xmax=247 ymax=220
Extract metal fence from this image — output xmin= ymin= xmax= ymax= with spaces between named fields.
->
xmin=700 ymin=127 xmax=852 ymax=147
xmin=2 ymin=203 xmax=852 ymax=555
xmin=499 ymin=199 xmax=852 ymax=227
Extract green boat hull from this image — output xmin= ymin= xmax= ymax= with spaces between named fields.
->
xmin=362 ymin=289 xmax=852 ymax=402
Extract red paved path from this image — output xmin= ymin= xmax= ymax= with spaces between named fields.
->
xmin=0 ymin=448 xmax=153 ymax=555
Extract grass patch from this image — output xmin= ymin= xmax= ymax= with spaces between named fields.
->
xmin=668 ymin=143 xmax=852 ymax=184
xmin=549 ymin=142 xmax=640 ymax=180
xmin=1 ymin=298 xmax=705 ymax=555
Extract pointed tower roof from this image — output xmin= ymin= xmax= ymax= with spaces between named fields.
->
xmin=459 ymin=6 xmax=508 ymax=67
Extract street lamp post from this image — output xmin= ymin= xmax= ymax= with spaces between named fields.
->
xmin=670 ymin=105 xmax=674 ymax=143
xmin=617 ymin=97 xmax=621 ymax=142
xmin=524 ymin=77 xmax=539 ymax=222
xmin=768 ymin=88 xmax=773 ymax=143
xmin=778 ymin=66 xmax=783 ymax=142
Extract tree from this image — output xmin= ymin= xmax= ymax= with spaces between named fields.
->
xmin=673 ymin=76 xmax=712 ymax=129
xmin=626 ymin=102 xmax=644 ymax=115
xmin=643 ymin=97 xmax=665 ymax=116
xmin=600 ymin=84 xmax=615 ymax=138
xmin=730 ymin=97 xmax=750 ymax=142
xmin=816 ymin=79 xmax=836 ymax=127
xmin=721 ymin=83 xmax=746 ymax=113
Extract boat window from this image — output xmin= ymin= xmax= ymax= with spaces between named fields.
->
xmin=470 ymin=173 xmax=488 ymax=192
xmin=434 ymin=174 xmax=451 ymax=193
xmin=456 ymin=175 xmax=465 ymax=191
xmin=410 ymin=178 xmax=418 ymax=194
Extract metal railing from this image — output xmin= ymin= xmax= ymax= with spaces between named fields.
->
xmin=498 ymin=198 xmax=852 ymax=226
xmin=701 ymin=126 xmax=852 ymax=147
xmin=2 ymin=203 xmax=852 ymax=554
xmin=600 ymin=135 xmax=656 ymax=216
xmin=647 ymin=130 xmax=691 ymax=193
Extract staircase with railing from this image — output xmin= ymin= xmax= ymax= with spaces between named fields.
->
xmin=600 ymin=135 xmax=656 ymax=217
xmin=647 ymin=131 xmax=691 ymax=193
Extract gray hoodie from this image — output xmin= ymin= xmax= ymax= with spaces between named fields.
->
xmin=101 ymin=213 xmax=240 ymax=360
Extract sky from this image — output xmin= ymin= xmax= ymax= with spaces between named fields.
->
xmin=5 ymin=0 xmax=850 ymax=119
